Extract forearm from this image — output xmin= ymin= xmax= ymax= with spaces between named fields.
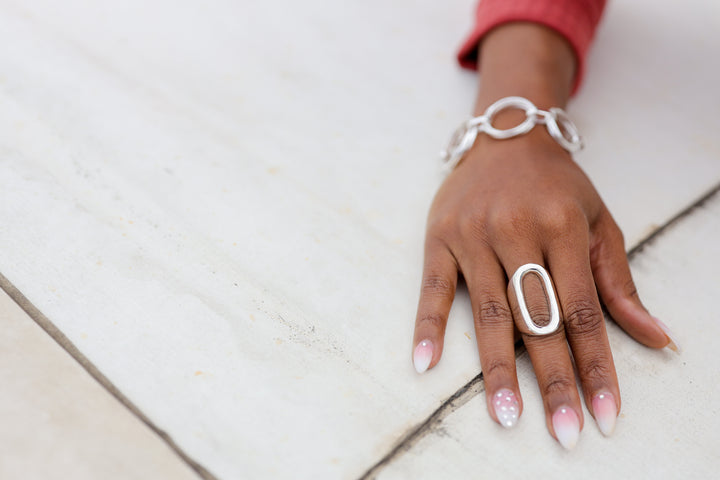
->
xmin=474 ymin=23 xmax=576 ymax=117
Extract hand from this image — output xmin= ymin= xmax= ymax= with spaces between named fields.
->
xmin=412 ymin=121 xmax=678 ymax=448
xmin=412 ymin=22 xmax=679 ymax=449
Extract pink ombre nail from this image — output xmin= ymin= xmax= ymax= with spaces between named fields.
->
xmin=592 ymin=392 xmax=618 ymax=436
xmin=492 ymin=388 xmax=519 ymax=428
xmin=413 ymin=339 xmax=433 ymax=374
xmin=652 ymin=317 xmax=681 ymax=353
xmin=552 ymin=406 xmax=580 ymax=450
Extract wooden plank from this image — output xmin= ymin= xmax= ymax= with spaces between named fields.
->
xmin=0 ymin=0 xmax=717 ymax=477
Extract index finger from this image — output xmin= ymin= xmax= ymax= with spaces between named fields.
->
xmin=412 ymin=239 xmax=457 ymax=373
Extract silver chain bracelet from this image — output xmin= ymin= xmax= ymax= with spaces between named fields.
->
xmin=441 ymin=96 xmax=583 ymax=171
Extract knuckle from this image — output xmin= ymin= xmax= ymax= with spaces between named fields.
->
xmin=421 ymin=274 xmax=455 ymax=299
xmin=542 ymin=202 xmax=586 ymax=236
xmin=475 ymin=299 xmax=512 ymax=328
xmin=578 ymin=358 xmax=612 ymax=383
xmin=542 ymin=374 xmax=575 ymax=397
xmin=596 ymin=217 xmax=626 ymax=253
xmin=622 ymin=278 xmax=639 ymax=300
xmin=600 ymin=277 xmax=638 ymax=311
xmin=483 ymin=358 xmax=515 ymax=379
xmin=416 ymin=313 xmax=446 ymax=331
xmin=427 ymin=211 xmax=456 ymax=237
xmin=488 ymin=205 xmax=532 ymax=239
xmin=601 ymin=213 xmax=625 ymax=242
xmin=564 ymin=299 xmax=604 ymax=336
xmin=526 ymin=304 xmax=552 ymax=327
xmin=458 ymin=211 xmax=490 ymax=242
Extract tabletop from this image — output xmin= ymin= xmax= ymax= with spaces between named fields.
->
xmin=1 ymin=0 xmax=719 ymax=478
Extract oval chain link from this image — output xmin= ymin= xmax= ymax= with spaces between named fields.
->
xmin=441 ymin=96 xmax=584 ymax=171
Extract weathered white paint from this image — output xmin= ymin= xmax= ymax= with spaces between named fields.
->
xmin=0 ymin=0 xmax=717 ymax=477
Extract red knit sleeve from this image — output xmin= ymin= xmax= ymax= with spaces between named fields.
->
xmin=457 ymin=0 xmax=607 ymax=94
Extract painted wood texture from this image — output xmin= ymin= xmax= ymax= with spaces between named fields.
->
xmin=0 ymin=287 xmax=199 ymax=479
xmin=378 ymin=190 xmax=720 ymax=479
xmin=0 ymin=0 xmax=717 ymax=477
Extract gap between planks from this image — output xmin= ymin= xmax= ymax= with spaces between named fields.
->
xmin=0 ymin=272 xmax=218 ymax=480
xmin=359 ymin=180 xmax=720 ymax=479
xmin=1 ymin=182 xmax=719 ymax=480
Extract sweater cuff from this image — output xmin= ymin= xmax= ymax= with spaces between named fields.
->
xmin=457 ymin=0 xmax=607 ymax=94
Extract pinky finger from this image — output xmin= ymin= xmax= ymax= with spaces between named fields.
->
xmin=591 ymin=212 xmax=680 ymax=352
xmin=413 ymin=240 xmax=458 ymax=373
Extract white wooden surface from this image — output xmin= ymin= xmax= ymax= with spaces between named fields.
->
xmin=0 ymin=0 xmax=718 ymax=478
xmin=0 ymin=288 xmax=198 ymax=479
xmin=378 ymin=191 xmax=720 ymax=479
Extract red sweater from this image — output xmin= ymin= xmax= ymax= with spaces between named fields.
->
xmin=458 ymin=0 xmax=607 ymax=93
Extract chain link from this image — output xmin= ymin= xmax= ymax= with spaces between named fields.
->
xmin=441 ymin=96 xmax=583 ymax=171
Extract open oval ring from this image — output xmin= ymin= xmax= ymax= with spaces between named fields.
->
xmin=510 ymin=263 xmax=561 ymax=336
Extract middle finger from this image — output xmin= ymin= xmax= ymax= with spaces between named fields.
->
xmin=500 ymin=249 xmax=584 ymax=450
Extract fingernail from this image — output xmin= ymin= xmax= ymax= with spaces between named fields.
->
xmin=552 ymin=406 xmax=580 ymax=450
xmin=592 ymin=392 xmax=617 ymax=436
xmin=492 ymin=389 xmax=519 ymax=428
xmin=413 ymin=339 xmax=433 ymax=373
xmin=652 ymin=317 xmax=681 ymax=354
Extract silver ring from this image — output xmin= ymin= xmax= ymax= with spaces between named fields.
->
xmin=510 ymin=263 xmax=561 ymax=336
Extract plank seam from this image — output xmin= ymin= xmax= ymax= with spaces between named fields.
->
xmin=3 ymin=182 xmax=719 ymax=480
xmin=359 ymin=180 xmax=720 ymax=479
xmin=0 ymin=272 xmax=217 ymax=480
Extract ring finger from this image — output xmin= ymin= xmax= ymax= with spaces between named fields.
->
xmin=501 ymin=250 xmax=584 ymax=450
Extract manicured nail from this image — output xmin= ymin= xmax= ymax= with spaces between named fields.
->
xmin=492 ymin=389 xmax=519 ymax=428
xmin=592 ymin=392 xmax=617 ymax=436
xmin=552 ymin=406 xmax=580 ymax=450
xmin=413 ymin=339 xmax=433 ymax=373
xmin=652 ymin=317 xmax=681 ymax=353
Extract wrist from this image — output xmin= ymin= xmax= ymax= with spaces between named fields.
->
xmin=474 ymin=22 xmax=576 ymax=117
xmin=442 ymin=96 xmax=581 ymax=173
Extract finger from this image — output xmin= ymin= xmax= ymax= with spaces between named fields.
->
xmin=546 ymin=227 xmax=620 ymax=437
xmin=501 ymin=249 xmax=583 ymax=450
xmin=464 ymin=249 xmax=522 ymax=428
xmin=591 ymin=211 xmax=680 ymax=352
xmin=413 ymin=239 xmax=458 ymax=373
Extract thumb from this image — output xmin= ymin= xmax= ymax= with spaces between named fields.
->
xmin=590 ymin=212 xmax=680 ymax=352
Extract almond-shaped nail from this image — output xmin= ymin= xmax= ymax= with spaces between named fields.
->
xmin=652 ymin=317 xmax=681 ymax=353
xmin=413 ymin=339 xmax=433 ymax=373
xmin=552 ymin=406 xmax=580 ymax=450
xmin=492 ymin=389 xmax=519 ymax=428
xmin=592 ymin=392 xmax=618 ymax=436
